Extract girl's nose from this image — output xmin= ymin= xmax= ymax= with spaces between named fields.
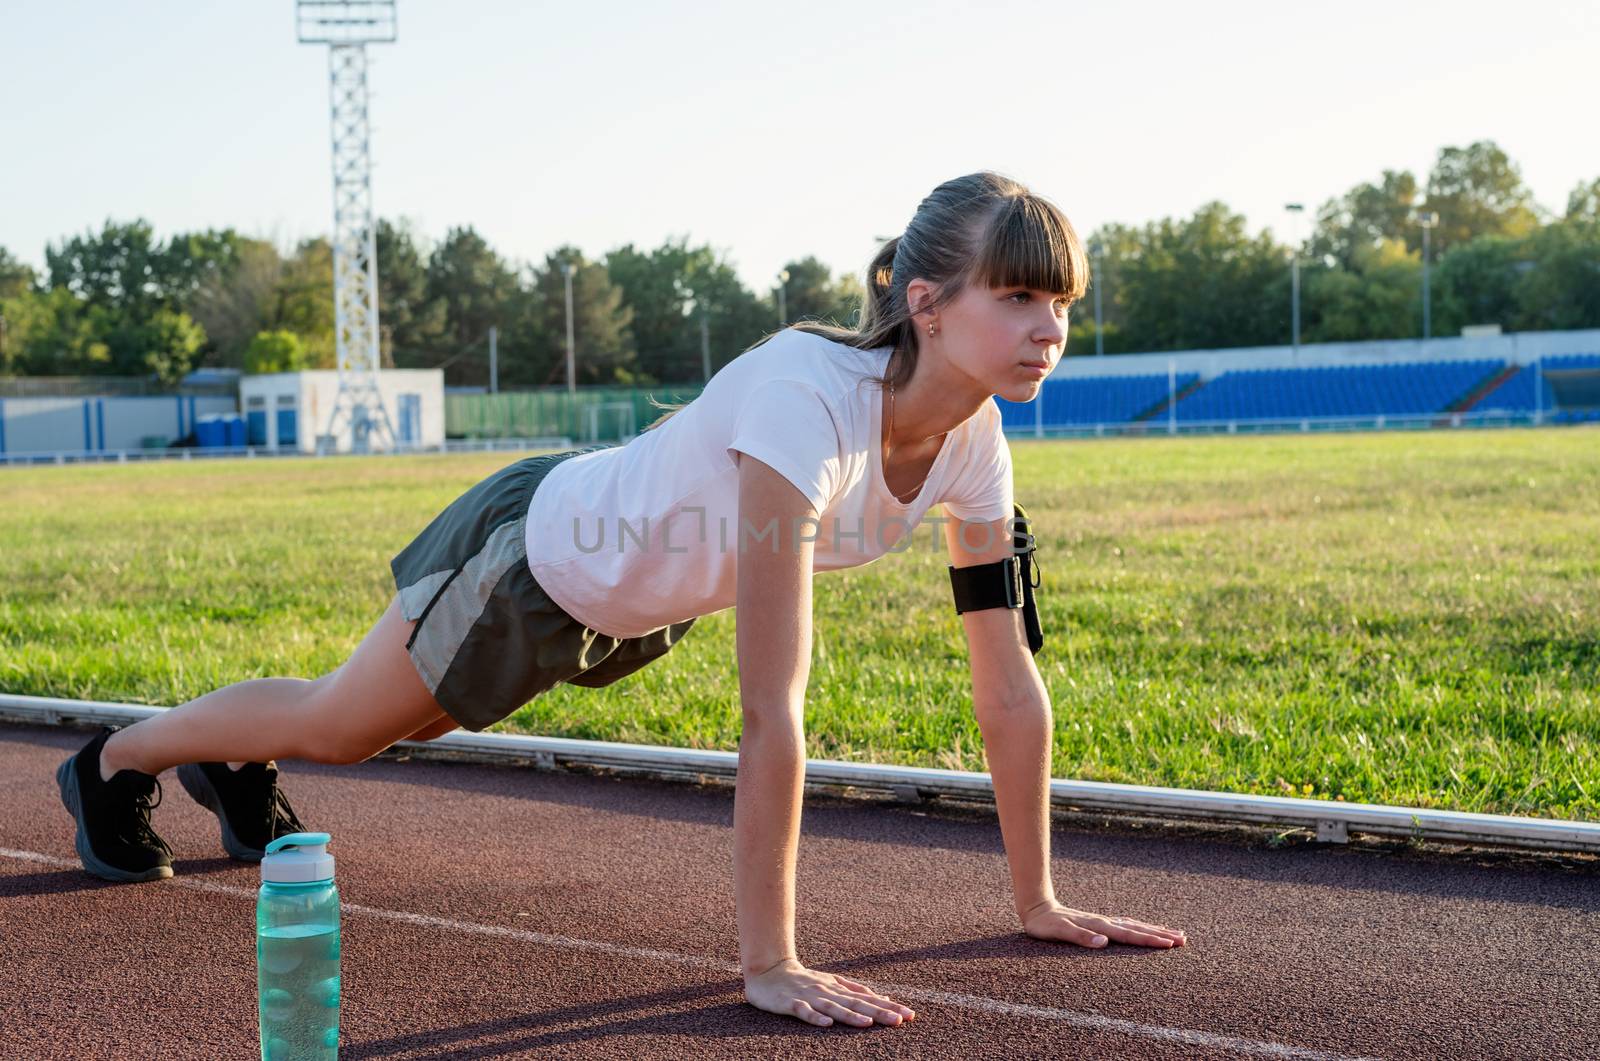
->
xmin=1035 ymin=314 xmax=1067 ymax=346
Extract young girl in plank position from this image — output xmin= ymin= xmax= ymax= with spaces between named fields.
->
xmin=59 ymin=171 xmax=1186 ymax=1028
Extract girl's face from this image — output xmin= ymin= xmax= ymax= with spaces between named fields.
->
xmin=921 ymin=280 xmax=1071 ymax=403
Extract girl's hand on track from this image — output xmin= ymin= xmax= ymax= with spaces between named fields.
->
xmin=743 ymin=958 xmax=916 ymax=1028
xmin=1021 ymin=900 xmax=1188 ymax=949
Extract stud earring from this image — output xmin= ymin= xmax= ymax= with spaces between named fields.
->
xmin=928 ymin=322 xmax=937 ymax=337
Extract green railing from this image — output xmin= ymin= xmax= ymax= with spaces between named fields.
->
xmin=445 ymin=385 xmax=708 ymax=442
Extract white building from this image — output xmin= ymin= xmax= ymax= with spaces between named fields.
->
xmin=238 ymin=369 xmax=444 ymax=453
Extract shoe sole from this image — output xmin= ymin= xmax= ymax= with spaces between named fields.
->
xmin=55 ymin=757 xmax=173 ymax=883
xmin=176 ymin=763 xmax=265 ymax=862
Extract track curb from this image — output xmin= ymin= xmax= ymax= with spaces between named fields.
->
xmin=4 ymin=692 xmax=1596 ymax=855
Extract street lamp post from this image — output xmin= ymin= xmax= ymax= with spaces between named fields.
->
xmin=1417 ymin=211 xmax=1439 ymax=341
xmin=776 ymin=269 xmax=789 ymax=327
xmin=1285 ymin=202 xmax=1304 ymax=351
xmin=488 ymin=324 xmax=498 ymax=394
xmin=1089 ymin=242 xmax=1105 ymax=357
xmin=561 ymin=261 xmax=576 ymax=393
xmin=700 ymin=307 xmax=712 ymax=382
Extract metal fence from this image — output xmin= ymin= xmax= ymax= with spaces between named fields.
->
xmin=446 ymin=385 xmax=706 ymax=442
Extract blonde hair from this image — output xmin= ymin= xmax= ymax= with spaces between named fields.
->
xmin=646 ymin=171 xmax=1089 ymax=429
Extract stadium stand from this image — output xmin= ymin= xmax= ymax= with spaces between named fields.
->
xmin=989 ymin=355 xmax=1600 ymax=433
xmin=1474 ymin=365 xmax=1556 ymax=414
xmin=1169 ymin=361 xmax=1504 ymax=422
xmin=1475 ymin=354 xmax=1600 ymax=423
xmin=994 ymin=372 xmax=1200 ymax=430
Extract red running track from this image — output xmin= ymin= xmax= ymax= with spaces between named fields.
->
xmin=3 ymin=722 xmax=1597 ymax=1059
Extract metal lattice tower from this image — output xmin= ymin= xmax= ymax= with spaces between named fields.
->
xmin=297 ymin=1 xmax=398 ymax=453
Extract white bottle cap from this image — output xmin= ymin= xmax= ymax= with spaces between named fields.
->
xmin=261 ymin=832 xmax=336 ymax=884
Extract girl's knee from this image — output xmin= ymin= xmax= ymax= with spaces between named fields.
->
xmin=291 ymin=672 xmax=444 ymax=764
xmin=287 ymin=714 xmax=382 ymax=766
xmin=404 ymin=715 xmax=460 ymax=742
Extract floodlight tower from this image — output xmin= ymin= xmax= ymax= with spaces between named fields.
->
xmin=297 ymin=1 xmax=398 ymax=453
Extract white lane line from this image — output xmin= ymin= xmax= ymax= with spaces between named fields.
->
xmin=4 ymin=846 xmax=1374 ymax=1060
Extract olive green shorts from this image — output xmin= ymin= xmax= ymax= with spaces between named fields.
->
xmin=390 ymin=447 xmax=697 ymax=732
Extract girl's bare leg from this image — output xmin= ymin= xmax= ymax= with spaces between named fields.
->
xmin=98 ymin=593 xmax=449 ymax=779
xmin=401 ymin=715 xmax=460 ymax=742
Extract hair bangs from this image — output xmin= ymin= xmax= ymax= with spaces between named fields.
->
xmin=969 ymin=194 xmax=1090 ymax=303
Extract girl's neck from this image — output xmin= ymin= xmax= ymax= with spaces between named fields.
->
xmin=884 ymin=351 xmax=989 ymax=452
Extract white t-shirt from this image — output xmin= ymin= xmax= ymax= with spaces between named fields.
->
xmin=523 ymin=327 xmax=1014 ymax=638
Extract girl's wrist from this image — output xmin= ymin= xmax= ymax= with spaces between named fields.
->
xmin=1018 ymin=896 xmax=1058 ymax=922
xmin=743 ymin=955 xmax=802 ymax=979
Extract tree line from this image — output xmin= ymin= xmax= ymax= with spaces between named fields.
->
xmin=1 ymin=140 xmax=1595 ymax=388
xmin=0 ymin=221 xmax=860 ymax=388
xmin=1085 ymin=141 xmax=1599 ymax=353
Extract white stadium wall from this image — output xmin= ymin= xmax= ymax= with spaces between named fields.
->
xmin=0 ymin=395 xmax=237 ymax=456
xmin=1 ymin=370 xmax=443 ymax=457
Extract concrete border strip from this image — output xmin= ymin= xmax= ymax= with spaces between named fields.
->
xmin=3 ymin=693 xmax=1596 ymax=855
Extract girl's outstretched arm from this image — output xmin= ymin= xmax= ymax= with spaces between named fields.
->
xmin=732 ymin=453 xmax=916 ymax=1028
xmin=944 ymin=512 xmax=1187 ymax=950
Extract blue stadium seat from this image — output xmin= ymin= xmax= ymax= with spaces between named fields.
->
xmin=1170 ymin=360 xmax=1504 ymax=421
xmin=995 ymin=355 xmax=1600 ymax=430
xmin=994 ymin=372 xmax=1200 ymax=427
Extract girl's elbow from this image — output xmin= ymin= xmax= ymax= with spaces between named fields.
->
xmin=974 ymin=686 xmax=1050 ymax=721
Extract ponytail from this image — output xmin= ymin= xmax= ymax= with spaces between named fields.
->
xmin=865 ymin=236 xmax=899 ymax=330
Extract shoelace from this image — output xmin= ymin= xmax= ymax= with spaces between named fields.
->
xmin=262 ymin=779 xmax=306 ymax=839
xmin=117 ymin=779 xmax=174 ymax=856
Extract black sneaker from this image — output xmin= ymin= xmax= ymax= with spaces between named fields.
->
xmin=176 ymin=760 xmax=306 ymax=862
xmin=56 ymin=727 xmax=175 ymax=883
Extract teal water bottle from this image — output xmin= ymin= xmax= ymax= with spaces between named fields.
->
xmin=257 ymin=832 xmax=341 ymax=1060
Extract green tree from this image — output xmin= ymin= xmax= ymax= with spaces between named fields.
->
xmin=1109 ymin=203 xmax=1285 ymax=352
xmin=45 ymin=219 xmax=172 ymax=315
xmin=187 ymin=237 xmax=283 ymax=369
xmin=487 ymin=280 xmax=554 ymax=390
xmin=0 ymin=246 xmax=36 ymax=300
xmin=0 ymin=287 xmax=110 ymax=375
xmin=376 ymin=218 xmax=447 ymax=368
xmin=1301 ymin=239 xmax=1421 ymax=342
xmin=1565 ymin=177 xmax=1600 ymax=223
xmin=43 ymin=220 xmax=179 ymax=375
xmin=1433 ymin=235 xmax=1524 ymax=334
xmin=520 ymin=248 xmax=637 ymax=387
xmin=604 ymin=236 xmax=776 ymax=383
xmin=689 ymin=252 xmax=773 ymax=378
xmin=426 ymin=226 xmax=519 ymax=351
xmin=161 ymin=229 xmax=248 ymax=314
xmin=136 ymin=308 xmax=207 ymax=386
xmin=605 ymin=239 xmax=692 ymax=383
xmin=1512 ymin=214 xmax=1600 ymax=331
xmin=243 ymin=329 xmax=310 ymax=374
xmin=1067 ymin=224 xmax=1140 ymax=356
xmin=1310 ymin=170 xmax=1420 ymax=268
xmin=267 ymin=238 xmax=336 ymax=368
xmin=775 ymin=255 xmax=863 ymax=329
xmin=1423 ymin=140 xmax=1541 ymax=254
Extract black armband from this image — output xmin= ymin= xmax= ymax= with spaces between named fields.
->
xmin=947 ymin=502 xmax=1044 ymax=655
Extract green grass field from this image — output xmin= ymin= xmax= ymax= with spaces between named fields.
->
xmin=3 ymin=427 xmax=1596 ymax=819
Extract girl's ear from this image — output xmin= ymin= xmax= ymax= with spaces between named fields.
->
xmin=904 ymin=278 xmax=937 ymax=322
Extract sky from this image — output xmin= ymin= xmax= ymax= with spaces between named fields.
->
xmin=3 ymin=0 xmax=1596 ymax=295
